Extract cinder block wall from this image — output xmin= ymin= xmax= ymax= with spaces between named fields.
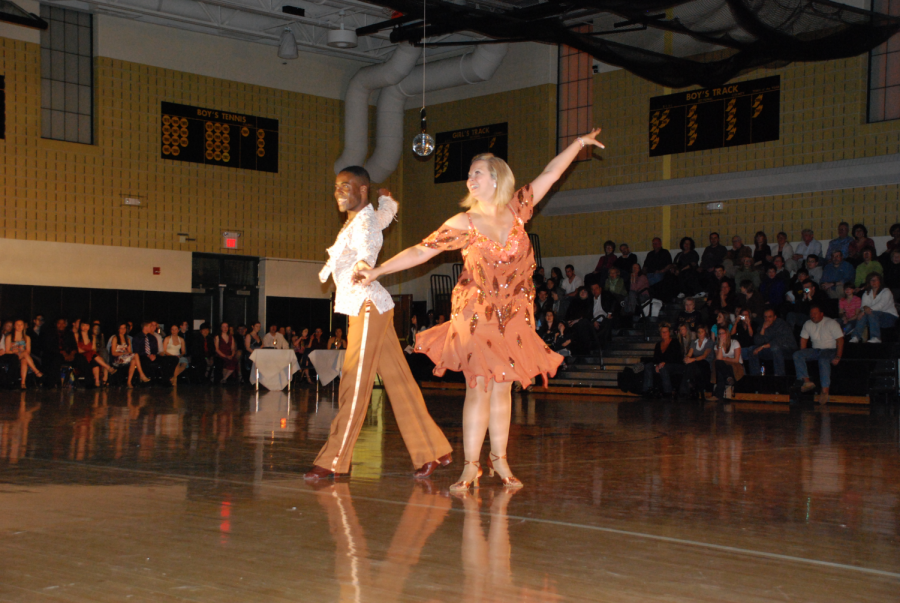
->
xmin=400 ymin=54 xmax=900 ymax=261
xmin=0 ymin=37 xmax=404 ymax=260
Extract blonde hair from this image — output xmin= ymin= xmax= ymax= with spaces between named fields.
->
xmin=460 ymin=153 xmax=515 ymax=210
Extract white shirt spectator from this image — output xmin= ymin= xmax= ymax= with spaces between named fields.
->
xmin=719 ymin=340 xmax=742 ymax=363
xmin=794 ymin=239 xmax=823 ymax=262
xmin=262 ymin=332 xmax=289 ymax=349
xmin=800 ymin=316 xmax=844 ymax=349
xmin=319 ymin=195 xmax=396 ymax=316
xmin=770 ymin=242 xmax=794 ymax=261
xmin=592 ymin=294 xmax=607 ymax=319
xmin=561 ymin=275 xmax=583 ymax=296
xmin=861 ymin=288 xmax=898 ymax=317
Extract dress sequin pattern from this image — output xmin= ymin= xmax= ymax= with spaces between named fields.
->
xmin=414 ymin=185 xmax=564 ymax=389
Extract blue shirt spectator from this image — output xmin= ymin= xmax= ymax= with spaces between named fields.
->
xmin=821 ymin=254 xmax=855 ymax=287
xmin=825 ymin=222 xmax=853 ymax=261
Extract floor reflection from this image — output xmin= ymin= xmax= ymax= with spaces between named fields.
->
xmin=0 ymin=386 xmax=898 ymax=601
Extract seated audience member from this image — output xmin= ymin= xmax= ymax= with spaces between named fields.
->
xmin=847 ymin=223 xmax=876 ymax=266
xmin=772 ymin=255 xmax=792 ymax=282
xmin=676 ymin=323 xmax=696 ymax=359
xmin=564 ymin=287 xmax=599 ymax=354
xmin=825 ymin=222 xmax=853 ymax=263
xmin=707 ymin=265 xmax=733 ymax=299
xmin=539 ymin=310 xmax=560 ymax=347
xmin=294 ymin=328 xmax=310 ymax=357
xmin=711 ymin=329 xmax=743 ymax=403
xmin=91 ymin=321 xmax=108 ymax=365
xmin=674 ymin=236 xmax=701 ymax=298
xmin=577 ymin=283 xmax=614 ymax=351
xmin=752 ymin=231 xmax=772 ymax=270
xmin=772 ymin=231 xmax=797 ymax=273
xmin=677 ymin=298 xmax=702 ymax=331
xmin=589 ymin=241 xmax=617 ymax=288
xmin=534 ymin=288 xmax=554 ymax=325
xmin=327 ymin=328 xmax=347 ymax=350
xmin=549 ymin=267 xmax=564 ymax=284
xmin=263 ymin=324 xmax=288 ymax=349
xmin=3 ymin=320 xmax=44 ymax=389
xmin=761 ymin=266 xmax=788 ymax=310
xmin=882 ymin=249 xmax=900 ymax=300
xmin=163 ymin=324 xmax=189 ymax=385
xmin=820 ymin=250 xmax=855 ymax=299
xmin=532 ymin=266 xmax=546 ymax=288
xmin=680 ymin=324 xmax=714 ymax=397
xmin=789 ymin=268 xmax=813 ymax=301
xmin=643 ymin=237 xmax=673 ymax=286
xmin=615 ymin=243 xmax=639 ymax=276
xmin=246 ymin=322 xmax=263 ymax=354
xmin=40 ymin=319 xmax=71 ymax=388
xmin=733 ymin=257 xmax=760 ymax=291
xmin=747 ymin=309 xmax=797 ymax=376
xmin=133 ymin=321 xmax=172 ymax=384
xmin=850 ymin=273 xmax=897 ymax=343
xmin=604 ymin=267 xmax=627 ymax=306
xmin=110 ymin=322 xmax=148 ymax=387
xmin=854 ymin=247 xmax=883 ymax=287
xmin=76 ymin=320 xmax=117 ymax=387
xmin=885 ymin=223 xmax=900 ymax=256
xmin=839 ymin=282 xmax=861 ymax=336
xmin=214 ymin=322 xmax=239 ymax=384
xmin=730 ymin=309 xmax=755 ymax=362
xmin=805 ymin=255 xmax=823 ymax=283
xmin=735 ymin=280 xmax=765 ymax=322
xmin=641 ymin=323 xmax=684 ymax=397
xmin=550 ymin=321 xmax=574 ymax=366
xmin=708 ymin=279 xmax=736 ymax=318
xmin=0 ymin=327 xmax=20 ymax=388
xmin=793 ymin=228 xmax=822 ymax=267
xmin=559 ymin=264 xmax=583 ymax=318
xmin=793 ymin=305 xmax=844 ymax=405
xmin=545 ymin=278 xmax=562 ymax=315
xmin=725 ymin=235 xmax=753 ymax=276
xmin=625 ymin=263 xmax=651 ymax=315
xmin=711 ymin=310 xmax=732 ymax=340
xmin=299 ymin=327 xmax=328 ymax=383
xmin=188 ymin=323 xmax=215 ymax=381
xmin=700 ymin=232 xmax=727 ymax=289
xmin=787 ymin=280 xmax=830 ymax=330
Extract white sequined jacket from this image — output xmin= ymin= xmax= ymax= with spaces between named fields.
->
xmin=319 ymin=195 xmax=397 ymax=316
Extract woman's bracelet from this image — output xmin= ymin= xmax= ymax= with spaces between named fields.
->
xmin=577 ymin=137 xmax=585 ymax=149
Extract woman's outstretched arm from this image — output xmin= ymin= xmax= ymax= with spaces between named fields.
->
xmin=530 ymin=128 xmax=605 ymax=204
xmin=355 ymin=213 xmax=469 ymax=286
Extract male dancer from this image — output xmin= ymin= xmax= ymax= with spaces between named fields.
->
xmin=305 ymin=166 xmax=453 ymax=480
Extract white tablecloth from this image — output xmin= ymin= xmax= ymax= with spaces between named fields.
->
xmin=249 ymin=349 xmax=299 ymax=391
xmin=309 ymin=349 xmax=346 ymax=386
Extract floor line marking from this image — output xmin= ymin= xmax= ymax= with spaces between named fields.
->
xmin=17 ymin=458 xmax=900 ymax=581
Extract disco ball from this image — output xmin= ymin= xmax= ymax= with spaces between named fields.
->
xmin=412 ymin=132 xmax=435 ymax=157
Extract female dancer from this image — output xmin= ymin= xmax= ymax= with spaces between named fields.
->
xmin=356 ymin=128 xmax=605 ymax=491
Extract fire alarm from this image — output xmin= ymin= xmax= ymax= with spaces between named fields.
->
xmin=153 ymin=267 xmax=161 ymax=275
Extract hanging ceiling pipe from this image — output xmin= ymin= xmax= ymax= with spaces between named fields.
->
xmin=333 ymin=42 xmax=422 ymax=174
xmin=364 ymin=43 xmax=508 ymax=183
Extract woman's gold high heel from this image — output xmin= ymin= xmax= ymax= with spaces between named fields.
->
xmin=449 ymin=460 xmax=482 ymax=493
xmin=487 ymin=453 xmax=523 ymax=489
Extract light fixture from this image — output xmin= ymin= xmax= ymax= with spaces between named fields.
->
xmin=412 ymin=0 xmax=434 ymax=157
xmin=327 ymin=11 xmax=358 ymax=48
xmin=278 ymin=27 xmax=298 ymax=60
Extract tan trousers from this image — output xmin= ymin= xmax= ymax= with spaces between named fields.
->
xmin=314 ymin=303 xmax=452 ymax=474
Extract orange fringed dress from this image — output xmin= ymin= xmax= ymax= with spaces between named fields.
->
xmin=415 ymin=185 xmax=564 ymax=389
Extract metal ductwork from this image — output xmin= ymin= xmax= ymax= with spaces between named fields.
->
xmin=364 ymin=43 xmax=508 ymax=183
xmin=333 ymin=43 xmax=422 ymax=174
